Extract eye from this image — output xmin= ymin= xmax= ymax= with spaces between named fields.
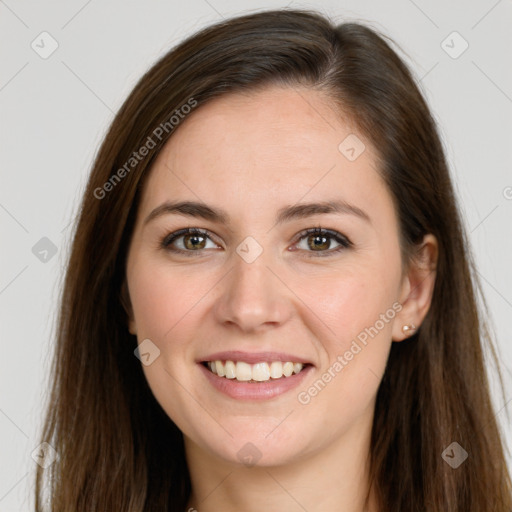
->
xmin=160 ymin=226 xmax=352 ymax=257
xmin=292 ymin=227 xmax=352 ymax=257
xmin=161 ymin=228 xmax=219 ymax=254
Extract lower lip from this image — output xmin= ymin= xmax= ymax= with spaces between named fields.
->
xmin=199 ymin=363 xmax=314 ymax=401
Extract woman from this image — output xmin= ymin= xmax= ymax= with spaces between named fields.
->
xmin=35 ymin=8 xmax=512 ymax=511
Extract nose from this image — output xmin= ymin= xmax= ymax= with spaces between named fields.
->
xmin=213 ymin=246 xmax=292 ymax=333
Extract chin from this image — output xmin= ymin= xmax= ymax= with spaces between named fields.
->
xmin=196 ymin=420 xmax=313 ymax=468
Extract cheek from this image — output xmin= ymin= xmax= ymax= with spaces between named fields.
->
xmin=296 ymin=259 xmax=399 ymax=350
xmin=127 ymin=260 xmax=210 ymax=430
xmin=128 ymin=259 xmax=212 ymax=343
xmin=294 ymin=258 xmax=399 ymax=408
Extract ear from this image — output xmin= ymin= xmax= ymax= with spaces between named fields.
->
xmin=120 ymin=278 xmax=137 ymax=335
xmin=392 ymin=234 xmax=438 ymax=342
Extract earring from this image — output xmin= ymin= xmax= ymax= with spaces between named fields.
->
xmin=402 ymin=324 xmax=416 ymax=335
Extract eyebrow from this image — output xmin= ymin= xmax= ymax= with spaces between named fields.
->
xmin=143 ymin=199 xmax=371 ymax=226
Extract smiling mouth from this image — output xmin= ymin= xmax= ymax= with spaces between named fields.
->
xmin=202 ymin=360 xmax=311 ymax=383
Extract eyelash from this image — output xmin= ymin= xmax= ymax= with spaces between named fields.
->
xmin=160 ymin=226 xmax=352 ymax=258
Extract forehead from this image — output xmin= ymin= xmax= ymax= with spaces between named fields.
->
xmin=137 ymin=86 xmax=393 ymax=227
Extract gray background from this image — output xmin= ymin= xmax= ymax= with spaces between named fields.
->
xmin=1 ymin=0 xmax=511 ymax=510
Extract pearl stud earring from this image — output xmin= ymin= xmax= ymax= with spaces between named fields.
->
xmin=402 ymin=324 xmax=417 ymax=335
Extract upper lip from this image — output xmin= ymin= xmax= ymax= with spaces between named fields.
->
xmin=199 ymin=351 xmax=314 ymax=366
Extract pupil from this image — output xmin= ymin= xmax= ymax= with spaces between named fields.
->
xmin=311 ymin=235 xmax=328 ymax=250
xmin=186 ymin=234 xmax=204 ymax=249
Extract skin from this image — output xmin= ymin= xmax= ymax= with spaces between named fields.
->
xmin=124 ymin=85 xmax=438 ymax=512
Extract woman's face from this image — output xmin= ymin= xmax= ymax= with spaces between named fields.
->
xmin=125 ymin=86 xmax=414 ymax=467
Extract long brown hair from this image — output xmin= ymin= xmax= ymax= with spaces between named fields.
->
xmin=35 ymin=8 xmax=511 ymax=511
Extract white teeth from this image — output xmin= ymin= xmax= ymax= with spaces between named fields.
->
xmin=252 ymin=362 xmax=270 ymax=381
xmin=205 ymin=360 xmax=305 ymax=382
xmin=215 ymin=360 xmax=225 ymax=377
xmin=224 ymin=360 xmax=236 ymax=379
xmin=235 ymin=361 xmax=252 ymax=381
xmin=270 ymin=361 xmax=283 ymax=379
xmin=282 ymin=362 xmax=294 ymax=377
